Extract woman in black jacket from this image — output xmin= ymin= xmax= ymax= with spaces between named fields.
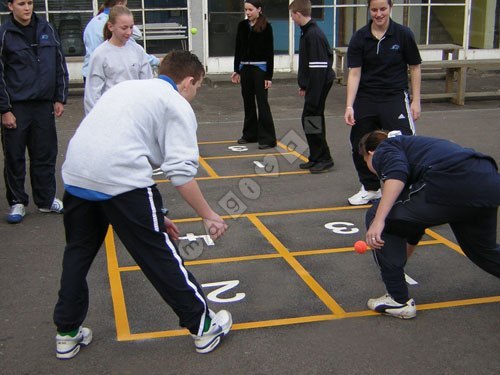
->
xmin=231 ymin=0 xmax=276 ymax=149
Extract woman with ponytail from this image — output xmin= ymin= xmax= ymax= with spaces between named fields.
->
xmin=84 ymin=5 xmax=152 ymax=114
xmin=231 ymin=0 xmax=277 ymax=149
xmin=82 ymin=0 xmax=159 ymax=82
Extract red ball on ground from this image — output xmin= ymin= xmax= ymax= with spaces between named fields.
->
xmin=354 ymin=240 xmax=367 ymax=254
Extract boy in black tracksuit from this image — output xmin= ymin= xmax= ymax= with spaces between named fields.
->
xmin=290 ymin=0 xmax=335 ymax=174
xmin=0 ymin=0 xmax=69 ymax=223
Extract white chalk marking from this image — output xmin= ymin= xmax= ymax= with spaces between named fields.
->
xmin=178 ymin=233 xmax=215 ymax=246
xmin=405 ymin=273 xmax=419 ymax=285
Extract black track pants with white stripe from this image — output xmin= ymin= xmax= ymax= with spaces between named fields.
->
xmin=366 ymin=184 xmax=500 ymax=302
xmin=350 ymin=91 xmax=415 ymax=191
xmin=54 ymin=186 xmax=208 ymax=336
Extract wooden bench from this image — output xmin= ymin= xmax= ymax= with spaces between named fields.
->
xmin=136 ymin=23 xmax=188 ymax=50
xmin=420 ymin=59 xmax=500 ymax=105
xmin=334 ymin=43 xmax=461 ymax=85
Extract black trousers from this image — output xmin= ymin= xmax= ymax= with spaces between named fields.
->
xmin=351 ymin=92 xmax=414 ymax=191
xmin=240 ymin=65 xmax=277 ymax=146
xmin=1 ymin=101 xmax=57 ymax=208
xmin=301 ymin=81 xmax=333 ymax=163
xmin=53 ymin=187 xmax=209 ymax=335
xmin=366 ymin=183 xmax=500 ymax=303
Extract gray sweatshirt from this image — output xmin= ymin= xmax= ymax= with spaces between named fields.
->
xmin=64 ymin=78 xmax=199 ymax=196
xmin=84 ymin=39 xmax=153 ymax=114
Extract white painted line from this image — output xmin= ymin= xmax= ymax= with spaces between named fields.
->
xmin=178 ymin=233 xmax=215 ymax=246
xmin=202 ymin=235 xmax=215 ymax=246
xmin=253 ymin=161 xmax=265 ymax=168
xmin=228 ymin=146 xmax=248 ymax=152
xmin=405 ymin=273 xmax=419 ymax=285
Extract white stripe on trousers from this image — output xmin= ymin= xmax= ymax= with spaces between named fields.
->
xmin=146 ymin=187 xmax=208 ymax=336
xmin=403 ymin=91 xmax=416 ymax=135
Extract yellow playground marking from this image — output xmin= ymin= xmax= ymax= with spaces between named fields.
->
xmin=104 ymin=205 xmax=500 ymax=342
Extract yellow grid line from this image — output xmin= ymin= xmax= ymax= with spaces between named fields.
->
xmin=104 ymin=226 xmax=131 ymax=340
xmin=117 ymin=240 xmax=441 ymax=272
xmin=111 ymin=295 xmax=500 ymax=341
xmin=202 ymin=152 xmax=294 ymax=160
xmin=154 ymin=170 xmax=310 ymax=183
xmin=425 ymin=228 xmax=465 ymax=255
xmin=247 ymin=214 xmax=346 ymax=317
xmin=104 ymin=203 xmax=499 ymax=342
xmin=198 ymin=156 xmax=219 ymax=178
xmin=198 ymin=140 xmax=237 ymax=145
xmin=276 ymin=141 xmax=309 ymax=162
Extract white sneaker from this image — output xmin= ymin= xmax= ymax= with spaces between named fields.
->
xmin=192 ymin=310 xmax=232 ymax=354
xmin=348 ymin=186 xmax=382 ymax=205
xmin=6 ymin=204 xmax=25 ymax=224
xmin=367 ymin=294 xmax=417 ymax=319
xmin=39 ymin=198 xmax=64 ymax=213
xmin=56 ymin=326 xmax=93 ymax=359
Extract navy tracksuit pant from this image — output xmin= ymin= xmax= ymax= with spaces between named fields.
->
xmin=366 ymin=183 xmax=500 ymax=303
xmin=240 ymin=65 xmax=277 ymax=147
xmin=301 ymin=80 xmax=333 ymax=163
xmin=53 ymin=186 xmax=209 ymax=336
xmin=1 ymin=101 xmax=58 ymax=208
xmin=351 ymin=92 xmax=415 ymax=191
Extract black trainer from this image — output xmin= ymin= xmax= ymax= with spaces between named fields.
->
xmin=299 ymin=161 xmax=315 ymax=169
xmin=310 ymin=160 xmax=334 ymax=174
xmin=237 ymin=138 xmax=257 ymax=144
xmin=258 ymin=144 xmax=275 ymax=150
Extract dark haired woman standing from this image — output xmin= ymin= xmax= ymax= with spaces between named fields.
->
xmin=231 ymin=0 xmax=277 ymax=149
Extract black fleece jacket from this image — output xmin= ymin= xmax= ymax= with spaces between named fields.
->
xmin=233 ymin=19 xmax=274 ymax=81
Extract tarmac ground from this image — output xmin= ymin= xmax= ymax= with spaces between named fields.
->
xmin=1 ymin=72 xmax=499 ymax=375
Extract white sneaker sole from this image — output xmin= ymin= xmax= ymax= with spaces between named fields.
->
xmin=195 ymin=313 xmax=232 ymax=354
xmin=56 ymin=328 xmax=93 ymax=360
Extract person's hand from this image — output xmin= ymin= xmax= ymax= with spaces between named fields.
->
xmin=264 ymin=80 xmax=272 ymax=89
xmin=202 ymin=213 xmax=228 ymax=240
xmin=1 ymin=111 xmax=16 ymax=129
xmin=54 ymin=102 xmax=65 ymax=117
xmin=366 ymin=219 xmax=385 ymax=250
xmin=231 ymin=72 xmax=240 ymax=84
xmin=410 ymin=100 xmax=421 ymax=121
xmin=164 ymin=217 xmax=180 ymax=241
xmin=298 ymin=88 xmax=305 ymax=97
xmin=344 ymin=107 xmax=355 ymax=126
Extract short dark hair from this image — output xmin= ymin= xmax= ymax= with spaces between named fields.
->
xmin=358 ymin=130 xmax=388 ymax=156
xmin=288 ymin=0 xmax=312 ymax=17
xmin=158 ymin=50 xmax=205 ymax=84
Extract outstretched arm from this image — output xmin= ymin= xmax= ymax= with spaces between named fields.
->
xmin=176 ymin=179 xmax=228 ymax=240
xmin=366 ymin=179 xmax=405 ymax=249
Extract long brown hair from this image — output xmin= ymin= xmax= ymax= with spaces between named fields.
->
xmin=103 ymin=5 xmax=132 ymax=40
xmin=246 ymin=0 xmax=268 ymax=33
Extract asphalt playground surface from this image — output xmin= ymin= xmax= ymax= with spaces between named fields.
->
xmin=1 ymin=73 xmax=499 ymax=375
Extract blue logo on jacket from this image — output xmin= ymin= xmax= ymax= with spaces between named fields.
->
xmin=391 ymin=44 xmax=400 ymax=50
xmin=41 ymin=34 xmax=49 ymax=40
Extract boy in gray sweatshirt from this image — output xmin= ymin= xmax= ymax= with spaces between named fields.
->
xmin=53 ymin=51 xmax=231 ymax=359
